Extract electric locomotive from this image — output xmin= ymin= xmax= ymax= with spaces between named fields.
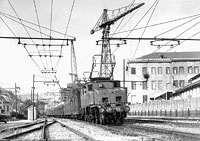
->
xmin=80 ymin=77 xmax=130 ymax=125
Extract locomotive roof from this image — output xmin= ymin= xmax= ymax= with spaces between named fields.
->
xmin=86 ymin=77 xmax=120 ymax=84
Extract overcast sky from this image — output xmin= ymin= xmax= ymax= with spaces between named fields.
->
xmin=1 ymin=0 xmax=200 ymax=99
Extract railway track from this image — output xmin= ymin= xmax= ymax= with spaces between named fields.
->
xmin=0 ymin=120 xmax=45 ymax=133
xmin=66 ymin=117 xmax=200 ymax=140
xmin=124 ymin=123 xmax=200 ymax=140
xmin=55 ymin=119 xmax=98 ymax=141
xmin=1 ymin=119 xmax=55 ymax=140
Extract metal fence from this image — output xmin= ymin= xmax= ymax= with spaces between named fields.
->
xmin=129 ymin=97 xmax=200 ymax=118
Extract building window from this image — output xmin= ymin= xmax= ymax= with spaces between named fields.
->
xmin=7 ymin=105 xmax=9 ymax=112
xmin=131 ymin=81 xmax=136 ymax=90
xmin=131 ymin=95 xmax=136 ymax=103
xmin=151 ymin=81 xmax=156 ymax=90
xmin=166 ymin=83 xmax=171 ymax=90
xmin=173 ymin=67 xmax=178 ymax=74
xmin=142 ymin=67 xmax=147 ymax=74
xmin=188 ymin=66 xmax=193 ymax=74
xmin=179 ymin=67 xmax=184 ymax=74
xmin=158 ymin=80 xmax=163 ymax=90
xmin=166 ymin=67 xmax=170 ymax=74
xmin=179 ymin=80 xmax=185 ymax=87
xmin=173 ymin=80 xmax=178 ymax=88
xmin=151 ymin=67 xmax=156 ymax=74
xmin=158 ymin=67 xmax=162 ymax=74
xmin=194 ymin=66 xmax=199 ymax=74
xmin=142 ymin=81 xmax=147 ymax=90
xmin=131 ymin=67 xmax=136 ymax=74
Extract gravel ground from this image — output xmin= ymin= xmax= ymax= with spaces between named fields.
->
xmin=17 ymin=130 xmax=41 ymax=140
xmin=141 ymin=123 xmax=200 ymax=134
xmin=59 ymin=119 xmax=143 ymax=141
xmin=0 ymin=122 xmax=43 ymax=139
xmin=46 ymin=122 xmax=85 ymax=140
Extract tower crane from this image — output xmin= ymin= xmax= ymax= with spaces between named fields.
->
xmin=90 ymin=2 xmax=144 ymax=80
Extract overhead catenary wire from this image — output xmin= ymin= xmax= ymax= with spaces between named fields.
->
xmin=55 ymin=0 xmax=76 ymax=71
xmin=0 ymin=16 xmax=16 ymax=37
xmin=33 ymin=0 xmax=49 ymax=71
xmin=111 ymin=13 xmax=200 ymax=36
xmin=0 ymin=11 xmax=75 ymax=39
xmin=48 ymin=0 xmax=54 ymax=70
xmin=131 ymin=0 xmax=159 ymax=60
xmin=8 ymin=0 xmax=46 ymax=71
xmin=0 ymin=6 xmax=42 ymax=72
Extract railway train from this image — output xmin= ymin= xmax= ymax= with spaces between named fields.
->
xmin=46 ymin=77 xmax=130 ymax=125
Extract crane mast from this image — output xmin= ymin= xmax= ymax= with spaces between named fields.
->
xmin=69 ymin=40 xmax=78 ymax=83
xmin=90 ymin=2 xmax=144 ymax=80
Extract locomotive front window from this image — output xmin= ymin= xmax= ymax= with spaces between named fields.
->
xmin=88 ymin=84 xmax=93 ymax=91
xmin=114 ymin=81 xmax=120 ymax=87
xmin=99 ymin=83 xmax=104 ymax=88
xmin=116 ymin=96 xmax=122 ymax=102
xmin=102 ymin=97 xmax=108 ymax=103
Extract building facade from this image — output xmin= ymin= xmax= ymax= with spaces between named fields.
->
xmin=126 ymin=52 xmax=200 ymax=104
xmin=0 ymin=95 xmax=12 ymax=115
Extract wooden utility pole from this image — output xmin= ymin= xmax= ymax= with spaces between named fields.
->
xmin=32 ymin=74 xmax=35 ymax=120
xmin=15 ymin=83 xmax=17 ymax=113
xmin=123 ymin=59 xmax=125 ymax=88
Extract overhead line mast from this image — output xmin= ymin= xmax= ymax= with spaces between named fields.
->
xmin=90 ymin=3 xmax=145 ymax=80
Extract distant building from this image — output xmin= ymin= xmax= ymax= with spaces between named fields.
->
xmin=0 ymin=95 xmax=12 ymax=115
xmin=126 ymin=52 xmax=200 ymax=104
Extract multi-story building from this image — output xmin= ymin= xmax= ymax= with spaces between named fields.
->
xmin=126 ymin=52 xmax=200 ymax=104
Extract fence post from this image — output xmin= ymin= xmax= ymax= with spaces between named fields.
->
xmin=188 ymin=108 xmax=190 ymax=117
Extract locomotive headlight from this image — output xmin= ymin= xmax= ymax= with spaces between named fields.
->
xmin=116 ymin=107 xmax=122 ymax=112
xmin=99 ymin=107 xmax=105 ymax=113
xmin=106 ymin=107 xmax=113 ymax=112
xmin=125 ymin=106 xmax=130 ymax=112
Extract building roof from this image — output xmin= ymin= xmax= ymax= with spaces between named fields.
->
xmin=188 ymin=73 xmax=200 ymax=82
xmin=174 ymin=79 xmax=200 ymax=95
xmin=138 ymin=52 xmax=200 ymax=59
xmin=128 ymin=52 xmax=200 ymax=63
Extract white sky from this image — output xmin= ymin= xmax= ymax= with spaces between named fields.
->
xmin=1 ymin=0 xmax=200 ymax=100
